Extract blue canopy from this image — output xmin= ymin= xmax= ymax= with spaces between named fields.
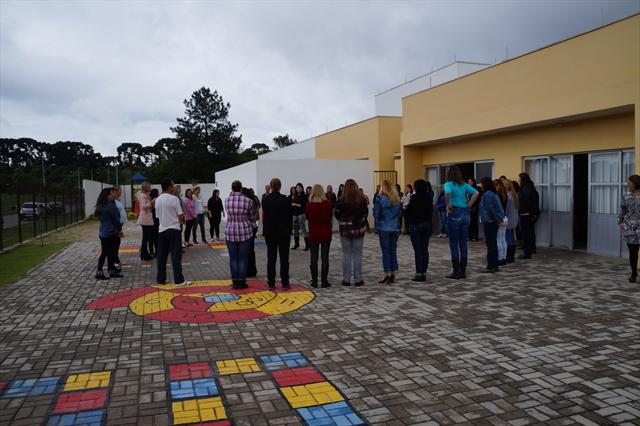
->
xmin=131 ymin=173 xmax=147 ymax=182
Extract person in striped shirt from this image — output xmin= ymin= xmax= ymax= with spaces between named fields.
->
xmin=225 ymin=180 xmax=254 ymax=289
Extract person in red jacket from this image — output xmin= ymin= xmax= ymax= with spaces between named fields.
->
xmin=305 ymin=184 xmax=333 ymax=288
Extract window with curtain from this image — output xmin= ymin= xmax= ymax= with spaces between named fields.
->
xmin=525 ymin=158 xmax=549 ymax=212
xmin=590 ymin=152 xmax=619 ymax=215
xmin=551 ymin=156 xmax=571 ymax=212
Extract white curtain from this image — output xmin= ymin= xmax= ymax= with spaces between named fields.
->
xmin=590 ymin=152 xmax=620 ymax=215
xmin=551 ymin=156 xmax=571 ymax=212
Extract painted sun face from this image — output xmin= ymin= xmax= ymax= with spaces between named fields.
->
xmin=86 ymin=280 xmax=315 ymax=323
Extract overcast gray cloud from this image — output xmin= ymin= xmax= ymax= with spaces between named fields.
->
xmin=1 ymin=0 xmax=638 ymax=154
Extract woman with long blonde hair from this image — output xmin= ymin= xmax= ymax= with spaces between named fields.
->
xmin=373 ymin=180 xmax=402 ymax=284
xmin=334 ymin=179 xmax=368 ymax=286
xmin=305 ymin=184 xmax=333 ymax=287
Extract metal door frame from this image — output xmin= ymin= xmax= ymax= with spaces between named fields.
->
xmin=524 ymin=156 xmax=551 ymax=247
xmin=474 ymin=160 xmax=495 ymax=180
xmin=587 ymin=150 xmax=622 ymax=257
xmin=550 ymin=154 xmax=574 ymax=249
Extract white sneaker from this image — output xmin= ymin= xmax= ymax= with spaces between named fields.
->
xmin=174 ymin=280 xmax=192 ymax=286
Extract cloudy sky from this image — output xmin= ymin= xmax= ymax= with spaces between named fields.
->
xmin=1 ymin=0 xmax=638 ymax=155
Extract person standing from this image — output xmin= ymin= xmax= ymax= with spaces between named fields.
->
xmin=225 ymin=180 xmax=254 ymax=289
xmin=207 ymin=189 xmax=224 ymax=241
xmin=291 ymin=183 xmax=309 ymax=250
xmin=136 ymin=181 xmax=155 ymax=260
xmin=401 ymin=184 xmax=414 ymax=235
xmin=243 ymin=187 xmax=260 ymax=278
xmin=479 ymin=177 xmax=505 ymax=273
xmin=306 ymin=184 xmax=333 ymax=288
xmin=337 ymin=184 xmax=345 ymax=200
xmin=405 ymin=179 xmax=434 ymax=282
xmin=518 ymin=172 xmax=540 ymax=259
xmin=445 ymin=166 xmax=479 ymax=279
xmin=183 ymin=189 xmax=197 ymax=247
xmin=112 ymin=185 xmax=127 ymax=267
xmin=95 ymin=188 xmax=123 ymax=280
xmin=619 ymin=175 xmax=640 ymax=283
xmin=149 ymin=188 xmax=160 ymax=257
xmin=193 ymin=187 xmax=208 ymax=244
xmin=374 ymin=180 xmax=402 ymax=284
xmin=494 ymin=179 xmax=509 ymax=266
xmin=155 ymin=178 xmax=190 ymax=286
xmin=335 ymin=179 xmax=368 ymax=287
xmin=436 ymin=188 xmax=448 ymax=238
xmin=467 ymin=178 xmax=481 ymax=242
xmin=504 ymin=180 xmax=519 ymax=263
xmin=262 ymin=178 xmax=293 ymax=289
xmin=326 ymin=184 xmax=337 ymax=231
xmin=262 ymin=185 xmax=270 ymax=202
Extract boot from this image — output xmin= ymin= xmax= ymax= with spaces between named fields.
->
xmin=303 ymin=238 xmax=309 ymax=251
xmin=446 ymin=261 xmax=460 ymax=279
xmin=507 ymin=246 xmax=516 ymax=263
xmin=95 ymin=270 xmax=109 ymax=280
xmin=232 ymin=279 xmax=239 ymax=289
xmin=237 ymin=279 xmax=248 ymax=289
xmin=293 ymin=236 xmax=300 ymax=249
xmin=311 ymin=280 xmax=318 ymax=288
xmin=459 ymin=258 xmax=467 ymax=279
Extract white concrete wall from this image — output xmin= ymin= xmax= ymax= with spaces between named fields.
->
xmin=215 ymin=160 xmax=258 ymax=198
xmin=374 ymin=61 xmax=490 ymax=116
xmin=258 ymin=138 xmax=316 ymax=160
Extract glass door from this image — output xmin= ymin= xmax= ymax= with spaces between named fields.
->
xmin=525 ymin=157 xmax=550 ymax=247
xmin=550 ymin=155 xmax=573 ymax=249
xmin=588 ymin=151 xmax=621 ymax=256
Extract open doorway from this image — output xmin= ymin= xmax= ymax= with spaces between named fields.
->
xmin=440 ymin=162 xmax=475 ymax=184
xmin=573 ymin=153 xmax=588 ymax=250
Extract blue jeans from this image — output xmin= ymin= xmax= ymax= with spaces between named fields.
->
xmin=226 ymin=239 xmax=252 ymax=280
xmin=410 ymin=222 xmax=432 ymax=274
xmin=194 ymin=213 xmax=206 ymax=242
xmin=341 ymin=236 xmax=364 ymax=283
xmin=378 ymin=231 xmax=399 ymax=273
xmin=447 ymin=207 xmax=470 ymax=262
xmin=483 ymin=222 xmax=499 ymax=269
xmin=157 ymin=229 xmax=184 ymax=284
xmin=438 ymin=211 xmax=448 ymax=234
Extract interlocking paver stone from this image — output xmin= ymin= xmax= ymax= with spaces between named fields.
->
xmin=0 ymin=221 xmax=638 ymax=425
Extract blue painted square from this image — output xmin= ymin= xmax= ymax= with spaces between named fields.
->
xmin=297 ymin=402 xmax=365 ymax=426
xmin=3 ymin=377 xmax=60 ymax=398
xmin=48 ymin=409 xmax=104 ymax=426
xmin=169 ymin=379 xmax=218 ymax=399
xmin=260 ymin=352 xmax=309 ymax=371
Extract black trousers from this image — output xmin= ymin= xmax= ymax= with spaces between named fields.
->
xmin=628 ymin=243 xmax=639 ymax=276
xmin=184 ymin=219 xmax=195 ymax=243
xmin=266 ymin=235 xmax=290 ymax=286
xmin=469 ymin=211 xmax=479 ymax=240
xmin=98 ymin=235 xmax=118 ymax=271
xmin=140 ymin=225 xmax=154 ymax=259
xmin=208 ymin=216 xmax=221 ymax=239
xmin=520 ymin=214 xmax=535 ymax=257
xmin=157 ymin=229 xmax=184 ymax=284
xmin=247 ymin=228 xmax=258 ymax=277
xmin=309 ymin=241 xmax=330 ymax=283
xmin=150 ymin=222 xmax=159 ymax=255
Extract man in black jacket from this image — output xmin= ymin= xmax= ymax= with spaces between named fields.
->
xmin=262 ymin=178 xmax=293 ymax=289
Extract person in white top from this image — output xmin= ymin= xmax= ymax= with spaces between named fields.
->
xmin=193 ymin=186 xmax=208 ymax=244
xmin=155 ymin=178 xmax=191 ymax=286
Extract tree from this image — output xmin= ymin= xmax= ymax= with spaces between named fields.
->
xmin=249 ymin=143 xmax=271 ymax=155
xmin=273 ymin=134 xmax=297 ymax=149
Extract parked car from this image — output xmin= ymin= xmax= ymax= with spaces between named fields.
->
xmin=47 ymin=201 xmax=65 ymax=213
xmin=19 ymin=202 xmax=47 ymax=220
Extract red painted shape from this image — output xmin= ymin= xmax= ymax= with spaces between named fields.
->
xmin=85 ymin=286 xmax=156 ymax=309
xmin=145 ymin=307 xmax=269 ymax=323
xmin=0 ymin=381 xmax=6 ymax=393
xmin=169 ymin=363 xmax=212 ymax=380
xmin=53 ymin=389 xmax=108 ymax=413
xmin=271 ymin=367 xmax=325 ymax=387
xmin=171 ymin=295 xmax=214 ymax=312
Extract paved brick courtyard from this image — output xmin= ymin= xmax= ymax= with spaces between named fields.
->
xmin=0 ymin=222 xmax=639 ymax=426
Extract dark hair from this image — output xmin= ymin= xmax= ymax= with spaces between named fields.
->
xmin=270 ymin=178 xmax=282 ymax=192
xmin=499 ymin=175 xmax=507 ymax=181
xmin=149 ymin=188 xmax=159 ymax=199
xmin=289 ymin=186 xmax=295 ymax=196
xmin=512 ymin=181 xmax=520 ymax=193
xmin=629 ymin=175 xmax=640 ymax=191
xmin=468 ymin=177 xmax=477 ymax=187
xmin=160 ymin=177 xmax=173 ymax=191
xmin=413 ymin=179 xmax=428 ymax=194
xmin=232 ymin=180 xmax=242 ymax=192
xmin=94 ymin=187 xmax=113 ymax=217
xmin=518 ymin=172 xmax=534 ymax=188
xmin=406 ymin=184 xmax=413 ymax=192
xmin=480 ymin=177 xmax=495 ymax=192
xmin=185 ymin=188 xmax=193 ymax=198
xmin=213 ymin=189 xmax=220 ymax=196
xmin=447 ymin=166 xmax=464 ymax=184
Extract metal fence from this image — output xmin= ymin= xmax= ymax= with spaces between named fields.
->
xmin=374 ymin=170 xmax=398 ymax=187
xmin=0 ymin=188 xmax=85 ymax=252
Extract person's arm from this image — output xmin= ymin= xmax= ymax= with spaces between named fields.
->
xmin=619 ymin=196 xmax=627 ymax=231
xmin=174 ymin=197 xmax=185 ymax=223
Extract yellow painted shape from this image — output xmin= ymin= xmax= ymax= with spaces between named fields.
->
xmin=172 ymin=397 xmax=226 ymax=424
xmin=63 ymin=371 xmax=111 ymax=391
xmin=129 ymin=290 xmax=175 ymax=316
xmin=215 ymin=358 xmax=261 ymax=375
xmin=118 ymin=248 xmax=138 ymax=253
xmin=257 ymin=290 xmax=315 ymax=316
xmin=281 ymin=382 xmax=344 ymax=408
xmin=208 ymin=291 xmax=276 ymax=312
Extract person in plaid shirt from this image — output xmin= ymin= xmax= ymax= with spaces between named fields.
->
xmin=225 ymin=180 xmax=254 ymax=289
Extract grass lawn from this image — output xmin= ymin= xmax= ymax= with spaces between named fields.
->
xmin=0 ymin=242 xmax=70 ymax=287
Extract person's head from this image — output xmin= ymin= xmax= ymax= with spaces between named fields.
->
xmin=174 ymin=184 xmax=182 ymax=196
xmin=231 ymin=180 xmax=242 ymax=193
xmin=339 ymin=184 xmax=345 ymax=191
xmin=140 ymin=181 xmax=151 ymax=193
xmin=518 ymin=172 xmax=533 ymax=188
xmin=447 ymin=166 xmax=464 ymax=184
xmin=628 ymin=175 xmax=640 ymax=192
xmin=405 ymin=184 xmax=413 ymax=194
xmin=160 ymin=177 xmax=173 ymax=192
xmin=264 ymin=184 xmax=270 ymax=194
xmin=306 ymin=186 xmax=312 ymax=195
xmin=504 ymin=179 xmax=519 ymax=208
xmin=309 ymin=184 xmax=326 ymax=203
xmin=185 ymin=188 xmax=193 ymax=199
xmin=480 ymin=177 xmax=495 ymax=192
xmin=326 ymin=184 xmax=333 ymax=193
xmin=295 ymin=183 xmax=304 ymax=194
xmin=112 ymin=185 xmax=122 ymax=198
xmin=149 ymin=188 xmax=159 ymax=199
xmin=290 ymin=186 xmax=295 ymax=196
xmin=381 ymin=180 xmax=400 ymax=204
xmin=468 ymin=177 xmax=477 ymax=187
xmin=494 ymin=179 xmax=507 ymax=196
xmin=194 ymin=186 xmax=201 ymax=197
xmin=499 ymin=175 xmax=507 ymax=181
xmin=213 ymin=189 xmax=220 ymax=198
xmin=512 ymin=180 xmax=520 ymax=193
xmin=270 ymin=178 xmax=282 ymax=193
xmin=95 ymin=187 xmax=114 ymax=216
xmin=413 ymin=179 xmax=429 ymax=194
xmin=342 ymin=179 xmax=363 ymax=204
xmin=375 ymin=184 xmax=380 ymax=194
xmin=394 ymin=184 xmax=402 ymax=195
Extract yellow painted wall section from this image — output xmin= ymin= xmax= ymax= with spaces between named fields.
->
xmin=401 ymin=146 xmax=423 ymax=188
xmin=377 ymin=117 xmax=403 ymax=171
xmin=417 ymin=113 xmax=634 ymax=179
xmin=401 ymin=15 xmax=640 ymax=147
xmin=315 ymin=118 xmax=380 ymax=166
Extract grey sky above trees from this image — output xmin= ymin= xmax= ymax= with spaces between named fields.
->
xmin=1 ymin=0 xmax=638 ymax=154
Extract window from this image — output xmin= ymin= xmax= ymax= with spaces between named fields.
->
xmin=590 ymin=152 xmax=620 ymax=215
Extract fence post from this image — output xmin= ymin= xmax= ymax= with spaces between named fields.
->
xmin=62 ymin=192 xmax=66 ymax=227
xmin=17 ymin=191 xmax=22 ymax=244
xmin=44 ymin=190 xmax=48 ymax=234
xmin=54 ymin=192 xmax=58 ymax=229
xmin=32 ymin=191 xmax=37 ymax=240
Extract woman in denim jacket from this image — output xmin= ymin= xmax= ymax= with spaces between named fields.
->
xmin=373 ymin=180 xmax=403 ymax=284
xmin=479 ymin=177 xmax=505 ymax=273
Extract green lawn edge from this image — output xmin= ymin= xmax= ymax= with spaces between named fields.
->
xmin=0 ymin=242 xmax=70 ymax=288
